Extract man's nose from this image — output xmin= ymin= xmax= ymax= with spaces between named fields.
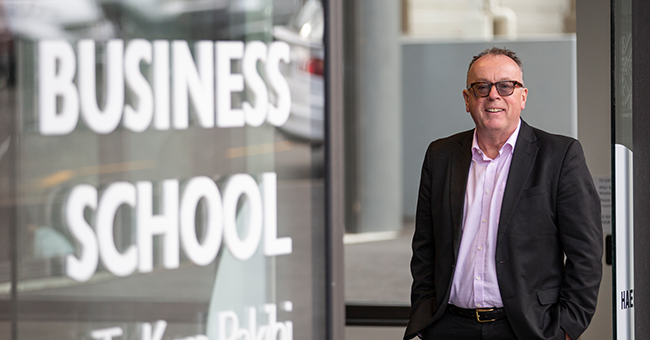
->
xmin=487 ymin=85 xmax=501 ymax=99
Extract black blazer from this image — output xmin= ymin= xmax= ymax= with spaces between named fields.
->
xmin=405 ymin=120 xmax=603 ymax=340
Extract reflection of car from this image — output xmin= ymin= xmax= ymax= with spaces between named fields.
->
xmin=273 ymin=0 xmax=324 ymax=144
xmin=4 ymin=0 xmax=115 ymax=41
xmin=98 ymin=0 xmax=303 ymax=41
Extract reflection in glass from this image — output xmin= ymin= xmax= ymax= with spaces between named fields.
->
xmin=0 ymin=0 xmax=327 ymax=339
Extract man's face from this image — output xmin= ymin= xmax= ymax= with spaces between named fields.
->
xmin=462 ymin=54 xmax=528 ymax=138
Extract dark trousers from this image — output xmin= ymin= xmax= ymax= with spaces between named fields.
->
xmin=421 ymin=309 xmax=518 ymax=340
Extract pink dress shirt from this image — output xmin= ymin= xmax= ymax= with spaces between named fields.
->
xmin=448 ymin=120 xmax=521 ymax=309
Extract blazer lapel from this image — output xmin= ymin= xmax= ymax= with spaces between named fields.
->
xmin=450 ymin=131 xmax=473 ymax=258
xmin=497 ymin=121 xmax=538 ymax=244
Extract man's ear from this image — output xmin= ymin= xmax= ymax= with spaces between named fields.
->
xmin=462 ymin=89 xmax=470 ymax=112
xmin=520 ymin=87 xmax=528 ymax=110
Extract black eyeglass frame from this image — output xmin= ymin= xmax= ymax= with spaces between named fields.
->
xmin=467 ymin=80 xmax=525 ymax=98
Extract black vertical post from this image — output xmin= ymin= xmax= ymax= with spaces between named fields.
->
xmin=632 ymin=0 xmax=650 ymax=338
xmin=324 ymin=0 xmax=346 ymax=339
xmin=0 ymin=50 xmax=18 ymax=340
xmin=0 ymin=39 xmax=19 ymax=340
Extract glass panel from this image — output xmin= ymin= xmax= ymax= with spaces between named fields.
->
xmin=614 ymin=0 xmax=633 ymax=149
xmin=0 ymin=0 xmax=327 ymax=339
xmin=0 ymin=0 xmax=15 ymax=305
xmin=612 ymin=0 xmax=635 ymax=338
xmin=344 ymin=0 xmax=581 ymax=306
xmin=0 ymin=322 xmax=9 ymax=340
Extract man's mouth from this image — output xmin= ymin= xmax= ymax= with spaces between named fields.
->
xmin=486 ymin=108 xmax=504 ymax=113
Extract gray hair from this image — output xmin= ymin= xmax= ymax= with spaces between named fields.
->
xmin=467 ymin=47 xmax=523 ymax=84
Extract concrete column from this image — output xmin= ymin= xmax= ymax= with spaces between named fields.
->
xmin=354 ymin=0 xmax=402 ymax=233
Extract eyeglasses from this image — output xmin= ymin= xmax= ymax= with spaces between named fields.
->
xmin=467 ymin=81 xmax=524 ymax=98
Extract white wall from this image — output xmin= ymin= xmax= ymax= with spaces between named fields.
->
xmin=404 ymin=0 xmax=573 ymax=38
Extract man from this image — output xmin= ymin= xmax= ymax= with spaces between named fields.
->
xmin=404 ymin=47 xmax=603 ymax=340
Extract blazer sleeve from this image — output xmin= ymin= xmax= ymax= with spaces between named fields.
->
xmin=405 ymin=143 xmax=437 ymax=339
xmin=556 ymin=140 xmax=603 ymax=340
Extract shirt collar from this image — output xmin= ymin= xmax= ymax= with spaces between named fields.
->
xmin=471 ymin=119 xmax=521 ymax=160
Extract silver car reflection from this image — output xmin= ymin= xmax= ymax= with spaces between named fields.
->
xmin=273 ymin=0 xmax=324 ymax=144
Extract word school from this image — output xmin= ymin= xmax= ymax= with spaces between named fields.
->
xmin=39 ymin=39 xmax=291 ymax=135
xmin=65 ymin=172 xmax=292 ymax=282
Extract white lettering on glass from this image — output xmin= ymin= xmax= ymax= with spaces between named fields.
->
xmin=218 ymin=304 xmax=293 ymax=340
xmin=37 ymin=39 xmax=292 ymax=135
xmin=124 ymin=39 xmax=154 ymax=132
xmin=216 ymin=41 xmax=245 ymax=128
xmin=96 ymin=181 xmax=138 ymax=277
xmin=153 ymin=40 xmax=171 ymax=130
xmin=90 ymin=304 xmax=292 ymax=340
xmin=223 ymin=174 xmax=263 ymax=261
xmin=172 ymin=40 xmax=214 ymax=129
xmin=38 ymin=40 xmax=79 ymax=135
xmin=263 ymin=172 xmax=291 ymax=256
xmin=65 ymin=173 xmax=290 ymax=282
xmin=91 ymin=327 xmax=123 ymax=340
xmin=65 ymin=184 xmax=98 ymax=282
xmin=242 ymin=41 xmax=268 ymax=127
xmin=142 ymin=320 xmax=167 ymax=340
xmin=266 ymin=42 xmax=291 ymax=127
xmin=137 ymin=180 xmax=180 ymax=273
xmin=179 ymin=176 xmax=224 ymax=266
xmin=78 ymin=39 xmax=125 ymax=134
